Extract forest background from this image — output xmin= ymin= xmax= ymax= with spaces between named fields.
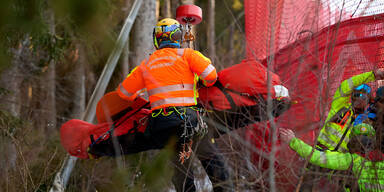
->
xmin=0 ymin=0 xmax=245 ymax=191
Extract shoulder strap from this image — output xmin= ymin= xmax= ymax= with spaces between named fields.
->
xmin=213 ymin=80 xmax=266 ymax=110
xmin=327 ymin=107 xmax=351 ymax=123
xmin=90 ymin=101 xmax=150 ymax=147
xmin=214 ymin=80 xmax=237 ymax=110
xmin=333 ymin=108 xmax=353 ymax=151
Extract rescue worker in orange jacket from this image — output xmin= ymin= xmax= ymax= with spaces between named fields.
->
xmin=117 ymin=18 xmax=231 ymax=192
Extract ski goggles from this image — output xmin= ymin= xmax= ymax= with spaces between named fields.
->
xmin=352 ymin=92 xmax=369 ymax=100
xmin=354 ymin=84 xmax=371 ymax=94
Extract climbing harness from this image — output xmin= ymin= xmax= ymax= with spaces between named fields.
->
xmin=151 ymin=106 xmax=208 ymax=164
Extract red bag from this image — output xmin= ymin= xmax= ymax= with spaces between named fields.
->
xmin=198 ymin=59 xmax=282 ymax=110
xmin=60 ymin=108 xmax=150 ymax=159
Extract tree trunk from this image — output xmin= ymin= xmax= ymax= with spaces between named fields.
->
xmin=42 ymin=5 xmax=57 ymax=137
xmin=207 ymin=0 xmax=216 ymax=62
xmin=228 ymin=23 xmax=234 ymax=66
xmin=171 ymin=0 xmax=180 ymax=18
xmin=71 ymin=43 xmax=86 ymax=119
xmin=181 ymin=0 xmax=193 ymax=4
xmin=161 ymin=0 xmax=171 ymax=18
xmin=0 ymin=35 xmax=30 ymax=182
xmin=0 ymin=60 xmax=22 ymax=117
xmin=122 ymin=0 xmax=131 ymax=77
xmin=156 ymin=0 xmax=160 ymax=19
xmin=132 ymin=0 xmax=156 ymax=67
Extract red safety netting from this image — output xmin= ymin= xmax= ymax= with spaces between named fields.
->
xmin=245 ymin=0 xmax=384 ymax=60
xmin=243 ymin=0 xmax=384 ymax=190
xmin=269 ymin=14 xmax=384 ymax=132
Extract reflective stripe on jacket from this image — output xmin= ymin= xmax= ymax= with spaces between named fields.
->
xmin=290 ymin=137 xmax=384 ymax=192
xmin=117 ymin=48 xmax=217 ymax=110
xmin=318 ymin=71 xmax=375 ymax=152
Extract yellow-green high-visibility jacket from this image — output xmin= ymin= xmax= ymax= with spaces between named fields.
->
xmin=318 ymin=71 xmax=376 ymax=152
xmin=290 ymin=137 xmax=384 ymax=191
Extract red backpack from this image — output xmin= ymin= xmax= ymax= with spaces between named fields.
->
xmin=198 ymin=59 xmax=282 ymax=110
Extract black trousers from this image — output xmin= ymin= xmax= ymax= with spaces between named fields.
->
xmin=146 ymin=107 xmax=232 ymax=192
xmin=145 ymin=107 xmax=198 ymax=149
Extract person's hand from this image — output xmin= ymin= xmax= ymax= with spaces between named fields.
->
xmin=374 ymin=68 xmax=384 ymax=80
xmin=279 ymin=128 xmax=296 ymax=144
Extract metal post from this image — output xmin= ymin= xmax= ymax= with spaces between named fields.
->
xmin=49 ymin=1 xmax=142 ymax=191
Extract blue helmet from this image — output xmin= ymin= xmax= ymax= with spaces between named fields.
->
xmin=352 ymin=84 xmax=371 ymax=100
xmin=354 ymin=84 xmax=371 ymax=94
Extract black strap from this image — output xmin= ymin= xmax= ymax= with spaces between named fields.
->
xmin=327 ymin=107 xmax=350 ymax=124
xmin=213 ymin=80 xmax=265 ymax=111
xmin=333 ymin=112 xmax=354 ymax=151
xmin=90 ymin=101 xmax=150 ymax=147
xmin=329 ymin=106 xmax=353 ymax=151
xmin=127 ymin=121 xmax=139 ymax=135
xmin=90 ymin=135 xmax=95 ymax=144
xmin=114 ymin=101 xmax=150 ymax=127
xmin=213 ymin=80 xmax=237 ymax=110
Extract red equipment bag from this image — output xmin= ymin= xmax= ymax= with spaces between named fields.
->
xmin=60 ymin=93 xmax=150 ymax=159
xmin=96 ymin=91 xmax=149 ymax=124
xmin=198 ymin=59 xmax=282 ymax=110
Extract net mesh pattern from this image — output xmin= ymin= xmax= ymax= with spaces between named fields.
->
xmin=241 ymin=0 xmax=384 ymax=190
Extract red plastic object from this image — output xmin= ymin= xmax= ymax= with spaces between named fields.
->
xmin=60 ymin=108 xmax=150 ymax=159
xmin=96 ymin=91 xmax=149 ymax=124
xmin=198 ymin=59 xmax=282 ymax=110
xmin=176 ymin=5 xmax=202 ymax=25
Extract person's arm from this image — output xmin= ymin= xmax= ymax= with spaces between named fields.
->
xmin=280 ymin=128 xmax=352 ymax=170
xmin=186 ymin=49 xmax=217 ymax=87
xmin=289 ymin=137 xmax=352 ymax=170
xmin=328 ymin=71 xmax=375 ymax=116
xmin=116 ymin=66 xmax=145 ymax=102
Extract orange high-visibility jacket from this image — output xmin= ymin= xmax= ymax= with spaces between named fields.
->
xmin=117 ymin=48 xmax=217 ymax=110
